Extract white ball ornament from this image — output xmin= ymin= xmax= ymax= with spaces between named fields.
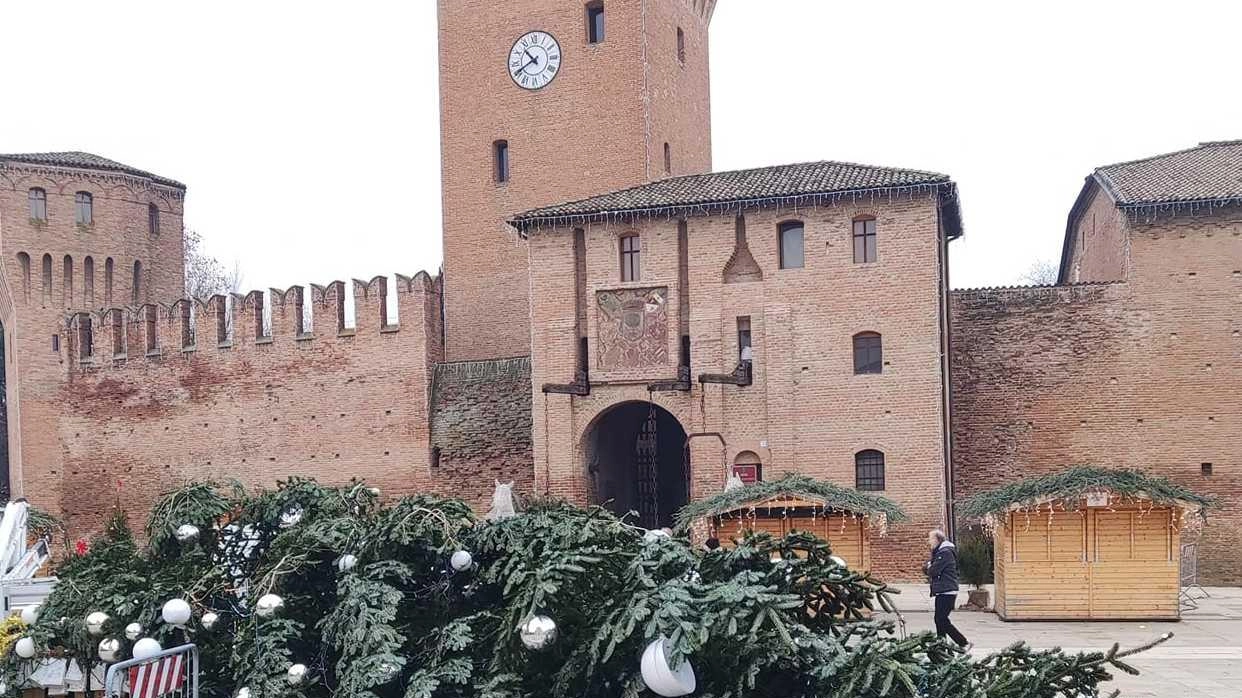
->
xmin=255 ymin=593 xmax=284 ymax=618
xmin=125 ymin=622 xmax=143 ymax=641
xmin=830 ymin=555 xmax=848 ymax=568
xmin=518 ymin=615 xmax=558 ymax=650
xmin=201 ymin=612 xmax=220 ymax=630
xmin=20 ymin=604 xmax=39 ymax=625
xmin=14 ymin=637 xmax=35 ymax=659
xmin=640 ymin=636 xmax=696 ymax=697
xmin=286 ymin=663 xmax=308 ymax=686
xmin=450 ymin=550 xmax=473 ymax=572
xmin=235 ymin=688 xmax=251 ymax=698
xmin=337 ymin=554 xmax=358 ymax=573
xmin=279 ymin=507 xmax=304 ymax=528
xmin=367 ymin=487 xmax=381 ymax=497
xmin=643 ymin=529 xmax=671 ymax=543
xmin=162 ymin=599 xmax=192 ymax=627
xmin=174 ymin=524 xmax=200 ymax=543
xmin=98 ymin=638 xmax=123 ymax=663
xmin=132 ymin=638 xmax=163 ymax=661
xmin=85 ymin=611 xmax=110 ymax=636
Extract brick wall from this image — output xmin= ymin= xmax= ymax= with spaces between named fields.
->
xmin=1064 ymin=181 xmax=1128 ymax=283
xmin=438 ymin=0 xmax=714 ymax=362
xmin=530 ymin=192 xmax=953 ymax=580
xmin=951 ymin=206 xmax=1242 ymax=582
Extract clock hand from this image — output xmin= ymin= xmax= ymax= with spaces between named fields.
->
xmin=524 ymin=50 xmax=538 ymax=65
xmin=513 ymin=55 xmax=538 ymax=77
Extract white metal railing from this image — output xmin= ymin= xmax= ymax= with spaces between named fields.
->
xmin=104 ymin=644 xmax=199 ymax=698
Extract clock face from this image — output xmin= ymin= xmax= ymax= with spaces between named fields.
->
xmin=508 ymin=31 xmax=561 ymax=90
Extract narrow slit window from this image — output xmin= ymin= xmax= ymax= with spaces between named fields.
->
xmin=132 ymin=260 xmax=143 ymax=303
xmin=63 ymin=255 xmax=74 ymax=308
xmin=28 ymin=188 xmax=47 ymax=222
xmin=17 ymin=253 xmax=31 ymax=302
xmin=104 ymin=257 xmax=114 ymax=305
xmin=75 ymin=192 xmax=93 ymax=225
xmin=41 ymin=254 xmax=52 ymax=305
xmin=677 ymin=27 xmax=686 ymax=64
xmin=778 ymin=221 xmax=804 ymax=269
xmin=586 ymin=2 xmax=605 ymax=44
xmin=620 ymin=234 xmax=641 ymax=282
xmin=148 ymin=203 xmax=160 ymax=236
xmin=494 ymin=140 xmax=510 ymax=183
xmin=663 ymin=142 xmax=672 ymax=174
xmin=853 ymin=217 xmax=877 ymax=263
xmin=84 ymin=257 xmax=95 ymax=307
xmin=737 ymin=316 xmax=752 ymax=362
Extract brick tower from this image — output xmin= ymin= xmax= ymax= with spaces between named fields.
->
xmin=438 ymin=0 xmax=716 ymax=361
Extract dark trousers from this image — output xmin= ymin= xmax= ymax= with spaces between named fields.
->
xmin=933 ymin=593 xmax=968 ymax=646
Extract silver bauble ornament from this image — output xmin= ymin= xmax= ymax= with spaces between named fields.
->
xmin=286 ymin=663 xmax=308 ymax=686
xmin=367 ymin=486 xmax=381 ymax=497
xmin=85 ymin=611 xmax=110 ymax=636
xmin=337 ymin=554 xmax=358 ymax=572
xmin=20 ymin=604 xmax=39 ymax=625
xmin=14 ymin=637 xmax=35 ymax=659
xmin=98 ymin=638 xmax=123 ymax=663
xmin=518 ymin=614 xmax=558 ymax=650
xmin=132 ymin=637 xmax=163 ymax=660
xmin=174 ymin=524 xmax=200 ymax=543
xmin=450 ymin=550 xmax=473 ymax=572
xmin=255 ymin=593 xmax=284 ymax=618
xmin=125 ymin=622 xmax=143 ymax=641
xmin=162 ymin=598 xmax=192 ymax=627
xmin=201 ymin=612 xmax=220 ymax=630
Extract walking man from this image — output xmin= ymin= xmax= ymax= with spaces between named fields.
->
xmin=925 ymin=529 xmax=970 ymax=650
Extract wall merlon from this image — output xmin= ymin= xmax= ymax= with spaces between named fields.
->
xmin=353 ymin=276 xmax=389 ymax=332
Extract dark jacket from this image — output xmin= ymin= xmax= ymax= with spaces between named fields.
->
xmin=925 ymin=540 xmax=960 ymax=596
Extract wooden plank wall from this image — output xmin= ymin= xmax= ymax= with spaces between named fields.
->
xmin=995 ymin=502 xmax=1180 ymax=620
xmin=716 ymin=510 xmax=871 ymax=571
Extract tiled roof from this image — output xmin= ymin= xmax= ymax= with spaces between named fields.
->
xmin=1094 ymin=140 xmax=1242 ymax=207
xmin=0 ymin=151 xmax=185 ymax=189
xmin=511 ymin=160 xmax=961 ymax=237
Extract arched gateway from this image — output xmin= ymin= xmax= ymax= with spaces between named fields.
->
xmin=582 ymin=401 xmax=688 ymax=529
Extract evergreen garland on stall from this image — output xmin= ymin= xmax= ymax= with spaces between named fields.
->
xmin=3 ymin=477 xmax=1171 ymax=698
xmin=957 ymin=466 xmax=1214 ymax=521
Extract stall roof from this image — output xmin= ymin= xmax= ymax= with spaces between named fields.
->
xmin=958 ymin=466 xmax=1214 ymax=520
xmin=674 ymin=473 xmax=907 ymax=530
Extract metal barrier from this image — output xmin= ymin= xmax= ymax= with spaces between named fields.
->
xmin=1179 ymin=542 xmax=1210 ymax=610
xmin=104 ymin=644 xmax=199 ymax=698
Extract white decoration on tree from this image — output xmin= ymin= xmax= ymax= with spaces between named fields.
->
xmin=201 ymin=612 xmax=220 ymax=630
xmin=643 ymin=529 xmax=671 ymax=542
xmin=450 ymin=550 xmax=473 ymax=572
xmin=518 ymin=614 xmax=558 ymax=650
xmin=279 ymin=506 xmax=304 ymax=528
xmin=132 ymin=638 xmax=163 ymax=660
xmin=20 ymin=604 xmax=38 ymax=625
xmin=830 ymin=555 xmax=847 ymax=568
xmin=97 ymin=638 xmax=123 ymax=662
xmin=162 ymin=599 xmax=192 ymax=627
xmin=286 ymin=663 xmax=307 ymax=685
xmin=235 ymin=688 xmax=251 ymax=698
xmin=85 ymin=612 xmax=110 ymax=636
xmin=367 ymin=487 xmax=382 ymax=497
xmin=724 ymin=473 xmax=745 ymax=492
xmin=174 ymin=524 xmax=200 ymax=543
xmin=337 ymin=554 xmax=358 ymax=572
xmin=255 ymin=593 xmax=284 ymax=618
xmin=125 ymin=622 xmax=143 ymax=641
xmin=485 ymin=480 xmax=517 ymax=521
xmin=14 ymin=637 xmax=35 ymax=659
xmin=640 ymin=636 xmax=696 ymax=697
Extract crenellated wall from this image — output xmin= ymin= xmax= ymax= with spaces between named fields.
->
xmin=49 ymin=272 xmax=446 ymax=536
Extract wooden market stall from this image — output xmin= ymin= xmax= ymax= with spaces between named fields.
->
xmin=674 ymin=473 xmax=906 ymax=572
xmin=959 ymin=467 xmax=1212 ymax=621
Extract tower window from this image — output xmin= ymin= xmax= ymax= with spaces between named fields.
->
xmin=132 ymin=260 xmax=143 ymax=303
xmin=1201 ymin=462 xmax=1213 ymax=476
xmin=620 ymin=234 xmax=641 ymax=282
xmin=28 ymin=188 xmax=47 ymax=222
xmin=677 ymin=27 xmax=686 ymax=64
xmin=778 ymin=221 xmax=804 ymax=269
xmin=149 ymin=203 xmax=160 ymax=235
xmin=17 ymin=252 xmax=31 ymax=302
xmin=105 ymin=257 xmax=114 ymax=305
xmin=494 ymin=140 xmax=510 ymax=183
xmin=855 ymin=450 xmax=886 ymax=491
xmin=75 ymin=191 xmax=93 ymax=225
xmin=853 ymin=217 xmax=877 ymax=263
xmin=663 ymin=142 xmax=672 ymax=174
xmin=737 ymin=316 xmax=752 ymax=363
xmin=586 ymin=2 xmax=605 ymax=44
xmin=41 ymin=254 xmax=52 ymax=305
xmin=853 ymin=332 xmax=882 ymax=374
xmin=84 ymin=256 xmax=95 ymax=307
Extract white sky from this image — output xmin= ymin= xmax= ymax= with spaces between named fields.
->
xmin=4 ymin=1 xmax=1239 ymax=291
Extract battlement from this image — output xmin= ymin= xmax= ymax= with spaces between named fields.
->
xmin=62 ymin=271 xmax=442 ymax=367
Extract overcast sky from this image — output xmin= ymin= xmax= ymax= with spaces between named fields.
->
xmin=4 ymin=1 xmax=1239 ymax=292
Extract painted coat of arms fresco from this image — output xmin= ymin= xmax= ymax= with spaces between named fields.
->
xmin=596 ymin=287 xmax=669 ymax=370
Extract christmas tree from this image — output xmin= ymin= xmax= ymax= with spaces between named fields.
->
xmin=4 ymin=478 xmax=1167 ymax=698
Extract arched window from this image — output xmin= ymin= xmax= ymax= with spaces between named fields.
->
xmin=84 ymin=256 xmax=95 ymax=307
xmin=620 ymin=234 xmax=641 ymax=282
xmin=63 ymin=255 xmax=74 ymax=308
xmin=132 ymin=260 xmax=143 ymax=303
xmin=778 ymin=221 xmax=804 ymax=269
xmin=105 ymin=257 xmax=114 ymax=305
xmin=41 ymin=254 xmax=53 ymax=305
xmin=75 ymin=192 xmax=93 ymax=225
xmin=855 ymin=450 xmax=885 ymax=491
xmin=852 ymin=332 xmax=882 ymax=374
xmin=732 ymin=450 xmax=762 ymax=485
xmin=148 ymin=203 xmax=160 ymax=236
xmin=28 ymin=188 xmax=47 ymax=222
xmin=853 ymin=216 xmax=877 ymax=263
xmin=16 ymin=253 xmax=31 ymax=302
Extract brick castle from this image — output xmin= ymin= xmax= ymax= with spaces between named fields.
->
xmin=0 ymin=0 xmax=1237 ymax=582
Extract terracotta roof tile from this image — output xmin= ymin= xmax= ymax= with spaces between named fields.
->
xmin=1094 ymin=140 xmax=1242 ymax=207
xmin=0 ymin=151 xmax=185 ymax=189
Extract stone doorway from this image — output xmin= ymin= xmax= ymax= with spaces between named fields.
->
xmin=584 ymin=402 xmax=688 ymax=529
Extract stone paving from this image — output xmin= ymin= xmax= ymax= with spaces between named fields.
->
xmin=881 ymin=586 xmax=1242 ymax=697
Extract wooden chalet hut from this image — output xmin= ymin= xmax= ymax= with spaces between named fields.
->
xmin=959 ymin=467 xmax=1212 ymax=621
xmin=674 ymin=474 xmax=906 ymax=572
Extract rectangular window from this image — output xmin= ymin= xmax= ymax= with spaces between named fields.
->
xmin=853 ymin=333 xmax=883 ymax=374
xmin=663 ymin=142 xmax=671 ymax=174
xmin=586 ymin=2 xmax=605 ymax=44
xmin=778 ymin=221 xmax=804 ymax=269
xmin=75 ymin=192 xmax=93 ymax=225
xmin=494 ymin=140 xmax=510 ymax=183
xmin=853 ymin=218 xmax=877 ymax=263
xmin=620 ymin=235 xmax=641 ymax=282
xmin=737 ymin=316 xmax=752 ymax=362
xmin=149 ymin=204 xmax=160 ymax=235
xmin=29 ymin=189 xmax=47 ymax=221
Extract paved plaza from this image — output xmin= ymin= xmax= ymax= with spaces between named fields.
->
xmin=883 ymin=586 xmax=1242 ymax=696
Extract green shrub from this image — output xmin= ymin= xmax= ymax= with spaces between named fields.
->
xmin=957 ymin=532 xmax=994 ymax=588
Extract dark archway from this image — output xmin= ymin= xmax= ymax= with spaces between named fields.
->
xmin=584 ymin=402 xmax=688 ymax=529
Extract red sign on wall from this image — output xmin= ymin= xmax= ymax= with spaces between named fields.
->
xmin=732 ymin=463 xmax=762 ymax=485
